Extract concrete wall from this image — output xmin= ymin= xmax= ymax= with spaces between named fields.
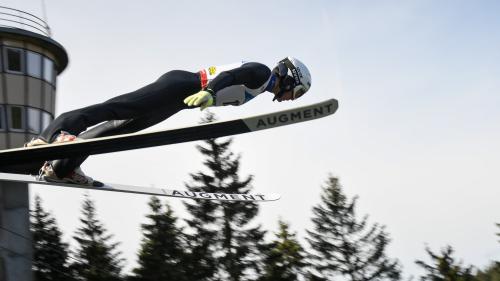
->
xmin=0 ymin=181 xmax=32 ymax=281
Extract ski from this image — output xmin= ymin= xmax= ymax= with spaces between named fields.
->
xmin=0 ymin=172 xmax=280 ymax=202
xmin=0 ymin=98 xmax=338 ymax=166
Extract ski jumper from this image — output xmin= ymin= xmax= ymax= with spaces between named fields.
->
xmin=40 ymin=62 xmax=272 ymax=177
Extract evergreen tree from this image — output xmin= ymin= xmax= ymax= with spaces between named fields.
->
xmin=31 ymin=194 xmax=75 ymax=281
xmin=476 ymin=262 xmax=500 ymax=281
xmin=184 ymin=111 xmax=267 ymax=281
xmin=131 ymin=196 xmax=187 ymax=281
xmin=259 ymin=220 xmax=306 ymax=281
xmin=183 ymin=202 xmax=218 ymax=281
xmin=71 ymin=194 xmax=123 ymax=281
xmin=306 ymin=176 xmax=401 ymax=281
xmin=475 ymin=224 xmax=500 ymax=281
xmin=497 ymin=223 xmax=500 ymax=269
xmin=497 ymin=223 xmax=500 ymax=243
xmin=415 ymin=246 xmax=475 ymax=281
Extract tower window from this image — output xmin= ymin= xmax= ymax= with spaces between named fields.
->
xmin=0 ymin=106 xmax=4 ymax=131
xmin=43 ymin=57 xmax=54 ymax=83
xmin=27 ymin=107 xmax=41 ymax=134
xmin=27 ymin=51 xmax=42 ymax=78
xmin=41 ymin=111 xmax=52 ymax=131
xmin=8 ymin=106 xmax=24 ymax=130
xmin=4 ymin=47 xmax=24 ymax=73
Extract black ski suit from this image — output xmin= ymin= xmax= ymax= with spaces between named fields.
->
xmin=40 ymin=62 xmax=271 ymax=177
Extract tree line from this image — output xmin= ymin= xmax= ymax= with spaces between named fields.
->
xmin=30 ymin=114 xmax=500 ymax=281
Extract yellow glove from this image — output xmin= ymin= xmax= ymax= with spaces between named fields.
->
xmin=183 ymin=90 xmax=214 ymax=111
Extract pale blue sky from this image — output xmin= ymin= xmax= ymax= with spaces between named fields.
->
xmin=4 ymin=0 xmax=500 ymax=277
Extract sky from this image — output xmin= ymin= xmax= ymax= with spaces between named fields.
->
xmin=3 ymin=0 xmax=500 ymax=278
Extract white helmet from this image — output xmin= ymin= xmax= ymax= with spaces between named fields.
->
xmin=273 ymin=56 xmax=312 ymax=100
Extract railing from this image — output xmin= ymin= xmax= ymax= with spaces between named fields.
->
xmin=0 ymin=6 xmax=51 ymax=37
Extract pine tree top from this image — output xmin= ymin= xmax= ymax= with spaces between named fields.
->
xmin=32 ymin=194 xmax=74 ymax=281
xmin=71 ymin=194 xmax=124 ymax=280
xmin=416 ymin=246 xmax=475 ymax=281
xmin=132 ymin=196 xmax=187 ymax=281
xmin=307 ymin=175 xmax=401 ymax=281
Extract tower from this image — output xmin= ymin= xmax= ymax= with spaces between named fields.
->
xmin=0 ymin=6 xmax=68 ymax=280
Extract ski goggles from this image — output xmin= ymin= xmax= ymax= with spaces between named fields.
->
xmin=276 ymin=61 xmax=289 ymax=77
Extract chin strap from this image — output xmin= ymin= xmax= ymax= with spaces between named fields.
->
xmin=273 ymin=89 xmax=286 ymax=101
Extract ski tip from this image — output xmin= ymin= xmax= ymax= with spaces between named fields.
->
xmin=262 ymin=193 xmax=281 ymax=201
xmin=93 ymin=180 xmax=104 ymax=187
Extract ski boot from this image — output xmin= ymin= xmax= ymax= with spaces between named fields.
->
xmin=25 ymin=131 xmax=79 ymax=147
xmin=39 ymin=162 xmax=95 ymax=186
xmin=24 ymin=138 xmax=48 ymax=147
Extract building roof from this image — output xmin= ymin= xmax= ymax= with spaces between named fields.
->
xmin=0 ymin=27 xmax=68 ymax=74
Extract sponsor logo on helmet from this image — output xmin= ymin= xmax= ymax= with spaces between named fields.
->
xmin=291 ymin=69 xmax=301 ymax=86
xmin=296 ymin=67 xmax=303 ymax=79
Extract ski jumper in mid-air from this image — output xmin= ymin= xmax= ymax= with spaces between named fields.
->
xmin=25 ymin=57 xmax=312 ymax=185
